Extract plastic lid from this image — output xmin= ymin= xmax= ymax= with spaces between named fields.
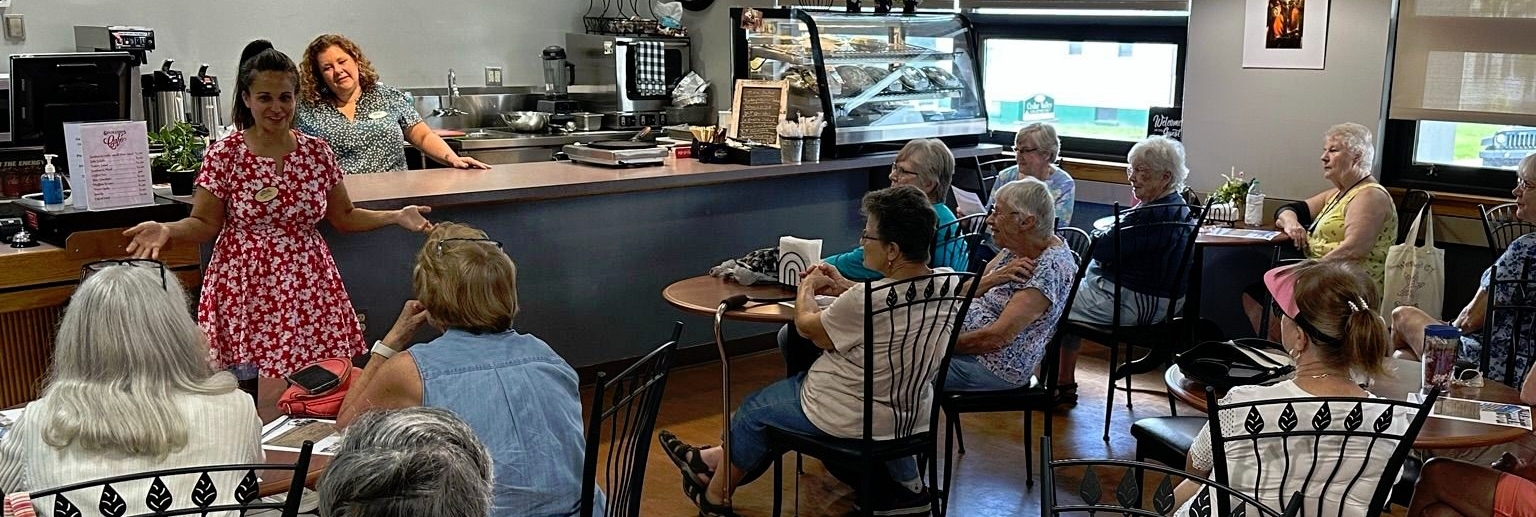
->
xmin=542 ymin=45 xmax=567 ymax=60
xmin=1425 ymin=324 xmax=1461 ymax=339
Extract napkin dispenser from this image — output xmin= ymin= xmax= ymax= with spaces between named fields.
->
xmin=778 ymin=236 xmax=822 ymax=287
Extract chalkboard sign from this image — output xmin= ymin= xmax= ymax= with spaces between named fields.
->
xmin=729 ymin=79 xmax=788 ymax=146
xmin=1147 ymin=107 xmax=1182 ymax=141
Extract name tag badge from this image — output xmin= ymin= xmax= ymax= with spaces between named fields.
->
xmin=254 ymin=186 xmax=279 ymax=203
xmin=368 ymin=110 xmax=389 ymax=120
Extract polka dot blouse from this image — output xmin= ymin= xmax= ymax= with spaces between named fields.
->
xmin=296 ymin=84 xmax=423 ymax=174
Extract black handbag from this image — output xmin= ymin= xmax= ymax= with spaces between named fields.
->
xmin=1175 ymin=338 xmax=1296 ymax=390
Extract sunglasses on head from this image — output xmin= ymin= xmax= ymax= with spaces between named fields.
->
xmin=80 ymin=259 xmax=169 ymax=290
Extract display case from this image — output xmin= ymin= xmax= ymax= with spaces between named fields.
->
xmin=731 ymin=9 xmax=986 ymax=156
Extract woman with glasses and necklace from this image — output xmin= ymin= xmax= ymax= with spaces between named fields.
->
xmin=122 ymin=44 xmax=432 ymax=378
xmin=985 ymin=122 xmax=1075 ymax=226
xmin=0 ymin=262 xmax=263 ymax=514
xmin=334 ymin=222 xmax=592 ymax=517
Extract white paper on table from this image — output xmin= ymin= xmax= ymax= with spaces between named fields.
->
xmin=1408 ymin=393 xmax=1534 ymax=430
xmin=778 ymin=236 xmax=822 ymax=287
xmin=261 ymin=415 xmax=343 ymax=456
xmin=64 ymin=121 xmax=154 ymax=212
xmin=952 ymin=187 xmax=984 ymax=217
xmin=778 ymin=295 xmax=837 ymax=309
xmin=1200 ymin=227 xmax=1283 ymax=241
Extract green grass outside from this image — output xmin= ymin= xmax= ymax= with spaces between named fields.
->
xmin=1454 ymin=122 xmax=1504 ymax=161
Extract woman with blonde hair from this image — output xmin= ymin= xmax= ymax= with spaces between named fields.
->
xmin=337 ymin=222 xmax=592 ymax=517
xmin=0 ymin=262 xmax=262 ymax=515
xmin=297 ymin=33 xmax=489 ymax=173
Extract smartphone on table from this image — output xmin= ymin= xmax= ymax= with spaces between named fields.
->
xmin=285 ymin=364 xmax=342 ymax=395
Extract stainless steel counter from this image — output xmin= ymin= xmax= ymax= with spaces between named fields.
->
xmin=448 ymin=128 xmax=637 ymax=164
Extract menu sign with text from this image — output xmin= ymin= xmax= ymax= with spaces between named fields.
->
xmin=729 ymin=79 xmax=788 ymax=147
xmin=63 ymin=121 xmax=154 ymax=211
xmin=1147 ymin=107 xmax=1182 ymax=141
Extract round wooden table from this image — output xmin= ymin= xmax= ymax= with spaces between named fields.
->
xmin=255 ymin=378 xmax=332 ymax=496
xmin=1165 ymin=358 xmax=1531 ymax=449
xmin=662 ymin=275 xmax=798 ymax=324
xmin=1091 ymin=215 xmax=1290 ymax=246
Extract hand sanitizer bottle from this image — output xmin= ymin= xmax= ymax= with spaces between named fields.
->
xmin=41 ymin=154 xmax=64 ymax=212
xmin=1244 ymin=179 xmax=1265 ymax=226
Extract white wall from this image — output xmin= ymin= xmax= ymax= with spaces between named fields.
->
xmin=1181 ymin=0 xmax=1393 ymax=201
xmin=683 ymin=0 xmax=778 ymax=111
xmin=0 ymin=0 xmax=586 ymax=90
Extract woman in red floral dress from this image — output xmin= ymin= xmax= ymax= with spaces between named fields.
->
xmin=125 ymin=45 xmax=431 ymax=377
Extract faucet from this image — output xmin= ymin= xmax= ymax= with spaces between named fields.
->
xmin=429 ymin=68 xmax=469 ymax=118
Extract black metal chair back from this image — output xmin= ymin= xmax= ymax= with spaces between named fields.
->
xmin=1478 ymin=258 xmax=1536 ymax=386
xmin=1481 ymin=203 xmax=1536 ymax=263
xmin=933 ymin=213 xmax=988 ymax=274
xmin=26 ymin=442 xmax=313 ymax=517
xmin=1041 ymin=436 xmax=1303 ymax=517
xmin=1105 ymin=200 xmax=1208 ymax=328
xmin=975 ymin=158 xmax=1017 ymax=205
xmin=1256 ymin=249 xmax=1309 ymax=339
xmin=859 ymin=271 xmax=980 ymax=443
xmin=1205 ymin=386 xmax=1441 ymax=517
xmin=1396 ymin=190 xmax=1434 ymax=245
xmin=1180 ymin=186 xmax=1203 ymax=208
xmin=579 ymin=322 xmax=682 ymax=517
xmin=1056 ymin=226 xmax=1092 ymax=260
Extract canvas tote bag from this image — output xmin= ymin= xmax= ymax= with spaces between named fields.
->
xmin=1383 ymin=205 xmax=1445 ymax=318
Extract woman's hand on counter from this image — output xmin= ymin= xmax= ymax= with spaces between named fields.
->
xmin=123 ymin=222 xmax=170 ymax=259
xmin=448 ymin=155 xmax=493 ymax=170
xmin=395 ymin=205 xmax=434 ymax=232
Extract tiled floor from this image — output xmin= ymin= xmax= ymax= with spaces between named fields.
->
xmin=599 ymin=343 xmax=1413 ymax=517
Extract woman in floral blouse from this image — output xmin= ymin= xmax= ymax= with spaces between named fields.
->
xmin=124 ymin=44 xmax=432 ymax=376
xmin=297 ymin=33 xmax=489 ymax=174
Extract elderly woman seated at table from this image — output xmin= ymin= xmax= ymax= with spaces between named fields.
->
xmin=1408 ymin=358 xmax=1536 ymax=517
xmin=0 ymin=262 xmax=262 ymax=512
xmin=336 ymin=222 xmax=591 ymax=517
xmin=1176 ymin=260 xmax=1400 ymax=517
xmin=945 ymin=177 xmax=1078 ymax=391
xmin=1392 ymin=153 xmax=1536 ymax=386
xmin=989 ymin=122 xmax=1076 ymax=226
xmin=1244 ymin=123 xmax=1397 ymax=334
xmin=319 ymin=407 xmax=493 ymax=517
xmin=659 ymin=185 xmax=958 ymax=517
xmin=823 ymin=138 xmax=968 ymax=280
xmin=1056 ymin=135 xmax=1194 ymax=404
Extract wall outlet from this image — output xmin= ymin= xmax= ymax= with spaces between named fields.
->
xmin=4 ymin=14 xmax=23 ymax=40
xmin=484 ymin=66 xmax=503 ymax=87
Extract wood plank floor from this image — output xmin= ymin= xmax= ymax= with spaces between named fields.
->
xmin=589 ymin=343 xmax=1410 ymax=517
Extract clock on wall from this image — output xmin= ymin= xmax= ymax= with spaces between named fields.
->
xmin=681 ymin=0 xmax=716 ymax=11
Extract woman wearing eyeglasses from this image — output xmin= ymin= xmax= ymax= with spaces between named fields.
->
xmin=0 ymin=262 xmax=263 ymax=514
xmin=333 ymin=222 xmax=593 ymax=517
xmin=987 ymin=122 xmax=1075 ymax=226
xmin=121 ymin=44 xmax=432 ymax=379
xmin=822 ymin=138 xmax=969 ymax=281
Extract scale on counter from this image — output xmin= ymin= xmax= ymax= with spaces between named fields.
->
xmin=562 ymin=141 xmax=667 ymax=167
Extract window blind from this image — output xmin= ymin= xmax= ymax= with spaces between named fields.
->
xmin=1389 ymin=0 xmax=1536 ymax=126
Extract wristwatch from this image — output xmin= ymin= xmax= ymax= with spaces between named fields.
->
xmin=370 ymin=340 xmax=397 ymax=359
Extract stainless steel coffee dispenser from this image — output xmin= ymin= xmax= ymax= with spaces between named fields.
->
xmin=188 ymin=64 xmax=221 ymax=133
xmin=142 ymin=59 xmax=186 ymax=131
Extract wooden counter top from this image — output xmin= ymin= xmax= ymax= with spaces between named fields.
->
xmin=335 ymin=144 xmax=1004 ymax=209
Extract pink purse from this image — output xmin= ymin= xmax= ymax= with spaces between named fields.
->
xmin=276 ymin=358 xmax=361 ymax=418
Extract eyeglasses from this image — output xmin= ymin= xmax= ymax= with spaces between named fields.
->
xmin=859 ymin=233 xmax=884 ymax=243
xmin=81 ymin=259 xmax=168 ymax=289
xmin=987 ymin=205 xmax=1025 ymax=221
xmin=890 ymin=164 xmax=919 ymax=176
xmin=1518 ymin=176 xmax=1532 ymax=191
xmin=1016 ymin=147 xmax=1040 ymax=155
xmin=435 ymin=238 xmax=504 ymax=256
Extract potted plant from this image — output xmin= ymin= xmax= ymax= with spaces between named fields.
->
xmin=150 ymin=122 xmax=207 ymax=196
xmin=1208 ymin=168 xmax=1253 ymax=224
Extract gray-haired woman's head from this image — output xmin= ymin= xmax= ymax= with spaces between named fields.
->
xmin=993 ymin=177 xmax=1056 ymax=240
xmin=319 ymin=407 xmax=493 ymax=517
xmin=1127 ymin=135 xmax=1188 ymax=201
xmin=1015 ymin=122 xmax=1062 ymax=163
xmin=892 ymin=138 xmax=955 ymax=203
xmin=41 ymin=263 xmax=233 ymax=458
xmin=1324 ymin=122 xmax=1375 ymax=174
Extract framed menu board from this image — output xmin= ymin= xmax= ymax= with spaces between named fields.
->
xmin=728 ymin=79 xmax=788 ymax=147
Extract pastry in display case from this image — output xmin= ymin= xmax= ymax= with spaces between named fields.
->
xmin=731 ymin=8 xmax=986 ymax=156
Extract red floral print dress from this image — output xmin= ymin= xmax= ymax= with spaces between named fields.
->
xmin=194 ymin=130 xmax=365 ymax=376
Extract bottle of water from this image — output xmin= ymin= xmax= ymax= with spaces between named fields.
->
xmin=1244 ymin=180 xmax=1265 ymax=226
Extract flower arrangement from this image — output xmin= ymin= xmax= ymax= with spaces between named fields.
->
xmin=1209 ymin=167 xmax=1253 ymax=204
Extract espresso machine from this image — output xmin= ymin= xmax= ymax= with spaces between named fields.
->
xmin=141 ymin=59 xmax=186 ymax=132
xmin=74 ymin=25 xmax=156 ymax=121
xmin=188 ymin=64 xmax=221 ymax=134
xmin=536 ymin=46 xmax=580 ymax=126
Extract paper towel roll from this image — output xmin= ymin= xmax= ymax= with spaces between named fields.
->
xmin=778 ymin=236 xmax=822 ymax=286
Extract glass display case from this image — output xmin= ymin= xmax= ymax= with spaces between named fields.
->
xmin=731 ymin=9 xmax=986 ymax=155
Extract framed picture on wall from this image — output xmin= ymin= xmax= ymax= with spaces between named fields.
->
xmin=1242 ymin=0 xmax=1330 ymax=69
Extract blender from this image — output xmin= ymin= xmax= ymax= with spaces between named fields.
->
xmin=535 ymin=46 xmax=580 ymax=128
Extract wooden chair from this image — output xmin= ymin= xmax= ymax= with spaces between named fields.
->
xmin=27 ymin=442 xmax=313 ymax=517
xmin=1481 ymin=203 xmax=1536 ymax=264
xmin=1204 ymin=386 xmax=1441 ymax=517
xmin=1058 ymin=200 xmax=1209 ymax=441
xmin=939 ymin=233 xmax=1092 ymax=495
xmin=1041 ymin=436 xmax=1303 ymax=517
xmin=765 ymin=271 xmax=980 ymax=517
xmin=579 ymin=322 xmax=682 ymax=517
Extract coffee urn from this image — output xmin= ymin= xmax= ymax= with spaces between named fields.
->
xmin=188 ymin=64 xmax=221 ymax=134
xmin=142 ymin=59 xmax=186 ymax=131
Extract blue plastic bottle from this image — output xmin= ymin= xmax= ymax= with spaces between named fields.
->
xmin=41 ymin=154 xmax=64 ymax=211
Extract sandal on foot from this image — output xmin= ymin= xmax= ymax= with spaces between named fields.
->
xmin=681 ymin=472 xmax=737 ymax=517
xmin=659 ymin=430 xmax=717 ymax=486
xmin=1055 ymin=382 xmax=1079 ymax=407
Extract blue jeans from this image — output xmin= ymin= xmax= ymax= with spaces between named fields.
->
xmin=945 ymin=354 xmax=1028 ymax=391
xmin=731 ymin=373 xmax=920 ymax=487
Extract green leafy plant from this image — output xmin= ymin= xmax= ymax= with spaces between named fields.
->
xmin=149 ymin=122 xmax=206 ymax=172
xmin=1209 ymin=168 xmax=1252 ymax=204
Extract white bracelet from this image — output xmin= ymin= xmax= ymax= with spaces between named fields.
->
xmin=370 ymin=340 xmax=397 ymax=359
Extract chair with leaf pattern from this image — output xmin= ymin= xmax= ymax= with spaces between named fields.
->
xmin=1041 ymin=436 xmax=1303 ymax=517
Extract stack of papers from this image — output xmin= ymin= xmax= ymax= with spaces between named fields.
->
xmin=261 ymin=416 xmax=342 ymax=455
xmin=1201 ymin=227 xmax=1283 ymax=241
xmin=1410 ymin=393 xmax=1534 ymax=429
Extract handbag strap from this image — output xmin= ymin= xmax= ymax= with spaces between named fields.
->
xmin=1405 ymin=205 xmax=1436 ymax=248
xmin=1227 ymin=340 xmax=1290 ymax=369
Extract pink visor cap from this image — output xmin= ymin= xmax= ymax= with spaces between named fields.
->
xmin=1263 ymin=263 xmax=1303 ymax=320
